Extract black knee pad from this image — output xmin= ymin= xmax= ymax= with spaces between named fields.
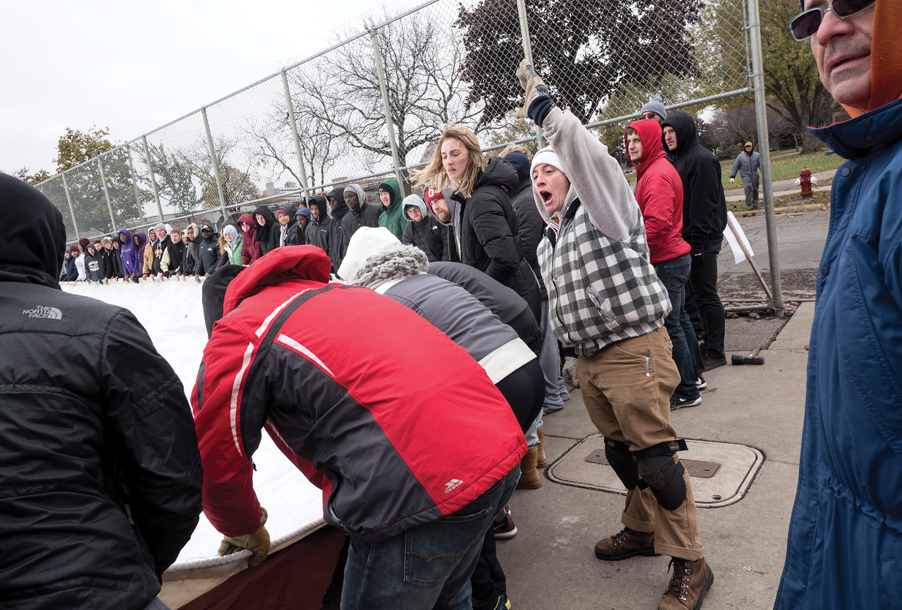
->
xmin=635 ymin=441 xmax=688 ymax=511
xmin=604 ymin=437 xmax=638 ymax=490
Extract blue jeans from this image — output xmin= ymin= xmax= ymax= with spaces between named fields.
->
xmin=341 ymin=467 xmax=519 ymax=610
xmin=654 ymin=254 xmax=703 ymax=400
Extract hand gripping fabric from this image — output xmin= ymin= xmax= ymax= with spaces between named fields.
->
xmin=604 ymin=437 xmax=638 ymax=490
xmin=634 ymin=440 xmax=689 ymax=511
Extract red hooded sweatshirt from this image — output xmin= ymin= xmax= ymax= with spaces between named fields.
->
xmin=625 ymin=119 xmax=691 ymax=263
xmin=238 ymin=213 xmax=263 ymax=265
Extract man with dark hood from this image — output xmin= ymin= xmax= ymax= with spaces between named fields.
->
xmin=401 ymin=194 xmax=446 ymax=262
xmin=376 ymin=178 xmax=408 ymax=241
xmin=776 ymin=1 xmax=902 ymax=607
xmin=0 ymin=174 xmax=202 ymax=609
xmin=326 ymin=187 xmax=350 ymax=270
xmin=661 ymin=111 xmax=728 ymax=371
xmin=252 ymin=205 xmax=278 ymax=256
xmin=342 ymin=183 xmax=381 ymax=249
xmin=729 ymin=142 xmax=761 ymax=210
xmin=305 ymin=195 xmax=332 ymax=268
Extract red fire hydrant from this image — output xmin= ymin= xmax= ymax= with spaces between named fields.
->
xmin=799 ymin=168 xmax=813 ymax=198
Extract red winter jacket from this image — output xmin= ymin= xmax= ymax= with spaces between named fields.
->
xmin=238 ymin=213 xmax=263 ymax=265
xmin=191 ymin=246 xmax=525 ymax=543
xmin=626 ymin=120 xmax=691 ymax=263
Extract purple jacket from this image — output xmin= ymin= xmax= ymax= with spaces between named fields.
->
xmin=118 ymin=229 xmax=138 ymax=275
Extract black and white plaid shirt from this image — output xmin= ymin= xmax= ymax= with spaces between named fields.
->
xmin=538 ymin=200 xmax=671 ymax=356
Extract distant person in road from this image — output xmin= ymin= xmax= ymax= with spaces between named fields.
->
xmin=661 ymin=111 xmax=728 ymax=371
xmin=0 ymin=174 xmax=203 ymax=610
xmin=729 ymin=142 xmax=761 ymax=210
xmin=516 ymin=60 xmax=712 ymax=610
xmin=776 ymin=1 xmax=902 ymax=608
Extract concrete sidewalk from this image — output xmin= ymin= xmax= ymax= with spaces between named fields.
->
xmin=496 ymin=304 xmax=814 ymax=609
xmin=724 ymin=170 xmax=836 ymax=203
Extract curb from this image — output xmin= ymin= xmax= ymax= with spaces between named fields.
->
xmin=733 ymin=202 xmax=830 ymax=218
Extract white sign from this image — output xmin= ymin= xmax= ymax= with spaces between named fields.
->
xmin=723 ymin=211 xmax=754 ymax=264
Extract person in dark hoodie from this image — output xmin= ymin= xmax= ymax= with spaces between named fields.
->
xmin=294 ymin=207 xmax=310 ymax=246
xmin=0 ymin=174 xmax=202 ymax=610
xmin=194 ymin=224 xmax=220 ymax=279
xmin=64 ymin=245 xmax=80 ymax=281
xmin=376 ymin=178 xmax=408 ymax=241
xmin=342 ymin=183 xmax=381 ymax=249
xmin=401 ymin=194 xmax=446 ymax=262
xmin=661 ymin=111 xmax=728 ymax=371
xmin=252 ymin=205 xmax=278 ymax=256
xmin=151 ymin=224 xmax=172 ymax=276
xmin=305 ymin=195 xmax=331 ymax=266
xmin=84 ymin=244 xmax=103 ymax=282
xmin=100 ymin=236 xmax=123 ymax=280
xmin=161 ymin=227 xmax=187 ymax=278
xmin=412 ymin=126 xmax=541 ymax=324
xmin=132 ymin=232 xmax=149 ymax=282
xmin=326 ymin=187 xmax=349 ymax=270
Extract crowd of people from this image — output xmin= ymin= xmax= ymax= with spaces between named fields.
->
xmin=7 ymin=1 xmax=900 ymax=608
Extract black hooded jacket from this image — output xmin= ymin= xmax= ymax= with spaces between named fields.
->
xmin=84 ymin=249 xmax=103 ymax=281
xmin=507 ymin=178 xmax=548 ymax=301
xmin=0 ymin=174 xmax=202 ymax=610
xmin=253 ymin=205 xmax=278 ymax=255
xmin=661 ymin=111 xmax=727 ymax=251
xmin=327 ymin=188 xmax=349 ymax=270
xmin=194 ymin=230 xmax=220 ymax=276
xmin=451 ymin=156 xmax=542 ymax=323
xmin=305 ymin=196 xmax=332 ymax=266
xmin=99 ymin=246 xmax=124 ymax=279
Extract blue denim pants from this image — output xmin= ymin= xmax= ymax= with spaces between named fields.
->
xmin=653 ymin=254 xmax=703 ymax=400
xmin=341 ymin=466 xmax=519 ymax=610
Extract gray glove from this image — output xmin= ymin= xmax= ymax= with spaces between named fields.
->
xmin=562 ymin=357 xmax=579 ymax=389
xmin=515 ymin=59 xmax=549 ymax=119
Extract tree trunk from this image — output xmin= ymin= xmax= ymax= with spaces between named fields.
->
xmin=799 ymin=130 xmax=820 ymax=153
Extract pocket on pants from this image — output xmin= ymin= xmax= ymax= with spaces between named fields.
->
xmin=404 ymin=507 xmax=492 ymax=586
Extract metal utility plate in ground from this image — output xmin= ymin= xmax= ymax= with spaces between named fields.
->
xmin=547 ymin=434 xmax=764 ymax=508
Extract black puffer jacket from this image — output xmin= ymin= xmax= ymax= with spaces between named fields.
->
xmin=99 ymin=246 xmax=123 ymax=279
xmin=507 ymin=178 xmax=548 ymax=300
xmin=253 ymin=205 xmax=278 ymax=255
xmin=326 ymin=188 xmax=350 ymax=270
xmin=452 ymin=156 xmax=541 ymax=323
xmin=194 ymin=231 xmax=220 ymax=276
xmin=0 ymin=175 xmax=203 ymax=610
xmin=661 ymin=111 xmax=727 ymax=252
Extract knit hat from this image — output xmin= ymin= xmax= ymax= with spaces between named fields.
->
xmin=640 ymin=96 xmax=667 ymax=119
xmin=69 ymin=245 xmax=79 ymax=255
xmin=503 ymin=151 xmax=532 ymax=184
xmin=154 ymin=223 xmax=165 ymax=231
xmin=424 ymin=187 xmax=443 ymax=209
xmin=276 ymin=208 xmax=288 ymax=217
xmin=78 ymin=238 xmax=90 ymax=249
xmin=336 ymin=227 xmax=401 ymax=282
xmin=530 ymin=148 xmax=566 ymax=180
xmin=296 ymin=207 xmax=311 ymax=220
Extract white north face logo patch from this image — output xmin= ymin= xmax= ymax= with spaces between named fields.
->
xmin=23 ymin=306 xmax=62 ymax=320
xmin=443 ymin=479 xmax=463 ymax=494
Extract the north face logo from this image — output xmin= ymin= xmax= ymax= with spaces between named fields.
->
xmin=443 ymin=479 xmax=463 ymax=494
xmin=23 ymin=306 xmax=62 ymax=320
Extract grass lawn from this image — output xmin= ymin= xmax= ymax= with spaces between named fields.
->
xmin=720 ymin=149 xmax=845 ymax=188
xmin=726 ymin=189 xmax=831 ymax=213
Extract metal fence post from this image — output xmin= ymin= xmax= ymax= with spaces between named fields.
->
xmin=747 ymin=0 xmax=784 ymax=316
xmin=281 ymin=69 xmax=312 ymax=203
xmin=201 ymin=107 xmax=230 ymax=220
xmin=97 ymin=157 xmax=118 ymax=232
xmin=125 ymin=144 xmax=146 ymax=222
xmin=368 ymin=26 xmax=406 ymax=194
xmin=141 ymin=136 xmax=165 ymax=222
xmin=61 ymin=173 xmax=80 ymax=240
xmin=516 ymin=0 xmax=545 ymax=147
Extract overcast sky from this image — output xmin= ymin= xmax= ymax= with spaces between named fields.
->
xmin=0 ymin=0 xmax=423 ymax=176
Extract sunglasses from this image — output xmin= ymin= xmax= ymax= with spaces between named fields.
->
xmin=641 ymin=112 xmax=658 ymax=120
xmin=788 ymin=0 xmax=876 ymax=41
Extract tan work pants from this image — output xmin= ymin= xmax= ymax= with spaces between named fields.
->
xmin=577 ymin=327 xmax=704 ymax=560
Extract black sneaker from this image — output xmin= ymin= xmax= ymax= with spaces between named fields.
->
xmin=671 ymin=396 xmax=702 ymax=410
xmin=493 ymin=506 xmax=517 ymax=540
xmin=703 ymin=355 xmax=727 ymax=372
xmin=696 ymin=375 xmax=707 ymax=391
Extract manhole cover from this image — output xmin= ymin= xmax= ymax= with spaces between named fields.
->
xmin=585 ymin=450 xmax=720 ymax=478
xmin=549 ymin=434 xmax=764 ymax=507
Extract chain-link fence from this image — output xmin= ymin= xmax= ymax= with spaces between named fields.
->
xmin=38 ymin=0 xmax=754 ymax=246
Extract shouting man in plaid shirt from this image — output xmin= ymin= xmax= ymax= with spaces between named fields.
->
xmin=516 ymin=60 xmax=712 ymax=610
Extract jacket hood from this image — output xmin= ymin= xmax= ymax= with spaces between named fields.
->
xmin=238 ymin=214 xmax=257 ymax=238
xmin=201 ymin=264 xmax=246 ymax=339
xmin=378 ymin=179 xmax=403 ymax=210
xmin=253 ymin=205 xmax=278 ymax=242
xmin=344 ymin=184 xmax=366 ymax=206
xmin=308 ymin=195 xmax=329 ymax=224
xmin=296 ymin=207 xmax=311 ymax=220
xmin=337 ymin=226 xmax=402 ymax=281
xmin=402 ymin=195 xmax=429 ymax=223
xmin=222 ymin=224 xmax=240 ymax=246
xmin=285 ymin=205 xmax=298 ymax=229
xmin=661 ymin=111 xmax=699 ymax=155
xmin=118 ymin=229 xmax=134 ymax=248
xmin=0 ymin=174 xmax=67 ymax=288
xmin=626 ymin=119 xmax=668 ymax=177
xmin=475 ymin=156 xmax=519 ymax=193
xmin=327 ymin=187 xmax=349 ymax=220
xmin=350 ymin=245 xmax=428 ymax=291
xmin=222 ymin=246 xmax=333 ymax=316
xmin=134 ymin=231 xmax=148 ymax=250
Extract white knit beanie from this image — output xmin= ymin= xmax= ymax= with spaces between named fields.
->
xmin=530 ymin=148 xmax=566 ymax=180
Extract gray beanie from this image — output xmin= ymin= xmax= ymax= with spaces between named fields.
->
xmin=640 ymin=96 xmax=667 ymax=119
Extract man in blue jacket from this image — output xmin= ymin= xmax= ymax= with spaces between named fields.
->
xmin=776 ymin=0 xmax=902 ymax=608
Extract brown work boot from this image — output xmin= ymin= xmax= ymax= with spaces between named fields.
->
xmin=516 ymin=446 xmax=542 ymax=489
xmin=536 ymin=427 xmax=548 ymax=469
xmin=658 ymin=557 xmax=714 ymax=610
xmin=594 ymin=527 xmax=656 ymax=561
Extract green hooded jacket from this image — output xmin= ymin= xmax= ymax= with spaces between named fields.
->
xmin=377 ymin=178 xmax=408 ymax=241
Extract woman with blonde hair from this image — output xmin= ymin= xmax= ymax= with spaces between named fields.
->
xmin=412 ymin=126 xmax=541 ymax=323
